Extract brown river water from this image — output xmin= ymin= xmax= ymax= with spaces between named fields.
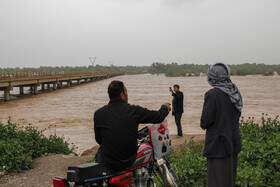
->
xmin=0 ymin=74 xmax=279 ymax=154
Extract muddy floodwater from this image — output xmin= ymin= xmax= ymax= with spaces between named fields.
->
xmin=0 ymin=74 xmax=279 ymax=154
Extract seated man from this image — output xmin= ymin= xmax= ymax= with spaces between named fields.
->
xmin=94 ymin=80 xmax=171 ymax=171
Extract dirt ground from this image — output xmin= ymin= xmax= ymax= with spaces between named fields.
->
xmin=0 ymin=134 xmax=205 ymax=187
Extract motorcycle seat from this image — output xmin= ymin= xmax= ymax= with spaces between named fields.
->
xmin=67 ymin=162 xmax=124 ymax=183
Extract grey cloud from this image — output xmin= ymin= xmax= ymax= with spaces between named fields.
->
xmin=1 ymin=0 xmax=280 ymax=67
xmin=162 ymin=0 xmax=206 ymax=6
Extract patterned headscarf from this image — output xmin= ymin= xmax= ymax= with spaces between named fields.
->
xmin=207 ymin=63 xmax=243 ymax=112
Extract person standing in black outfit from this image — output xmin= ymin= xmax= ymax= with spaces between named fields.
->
xmin=200 ymin=63 xmax=243 ymax=187
xmin=94 ymin=80 xmax=171 ymax=171
xmin=170 ymin=84 xmax=184 ymax=137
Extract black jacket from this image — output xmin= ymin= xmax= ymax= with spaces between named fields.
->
xmin=94 ymin=98 xmax=169 ymax=170
xmin=200 ymin=88 xmax=241 ymax=158
xmin=172 ymin=91 xmax=184 ymax=114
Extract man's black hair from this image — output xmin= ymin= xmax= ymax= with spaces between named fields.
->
xmin=173 ymin=84 xmax=180 ymax=89
xmin=108 ymin=80 xmax=125 ymax=99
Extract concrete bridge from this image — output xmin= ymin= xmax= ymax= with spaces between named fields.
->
xmin=0 ymin=71 xmax=123 ymax=101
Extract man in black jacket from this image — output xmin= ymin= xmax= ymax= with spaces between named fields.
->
xmin=170 ymin=84 xmax=184 ymax=136
xmin=94 ymin=80 xmax=171 ymax=171
xmin=201 ymin=63 xmax=243 ymax=187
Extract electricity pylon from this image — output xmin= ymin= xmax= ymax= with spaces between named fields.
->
xmin=89 ymin=57 xmax=97 ymax=66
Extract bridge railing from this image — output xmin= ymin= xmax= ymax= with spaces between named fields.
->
xmin=0 ymin=72 xmax=123 ymax=80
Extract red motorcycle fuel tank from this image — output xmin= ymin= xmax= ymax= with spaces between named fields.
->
xmin=128 ymin=143 xmax=153 ymax=171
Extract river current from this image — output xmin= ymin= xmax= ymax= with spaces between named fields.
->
xmin=0 ymin=74 xmax=279 ymax=154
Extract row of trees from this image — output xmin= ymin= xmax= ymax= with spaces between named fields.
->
xmin=0 ymin=63 xmax=279 ymax=76
xmin=0 ymin=65 xmax=149 ymax=74
xmin=148 ymin=62 xmax=280 ymax=76
xmin=148 ymin=63 xmax=209 ymax=76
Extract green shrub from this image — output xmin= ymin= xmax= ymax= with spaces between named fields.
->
xmin=237 ymin=115 xmax=280 ymax=186
xmin=0 ymin=119 xmax=76 ymax=173
xmin=0 ymin=140 xmax=33 ymax=173
xmin=168 ymin=139 xmax=206 ymax=187
xmin=166 ymin=115 xmax=280 ymax=187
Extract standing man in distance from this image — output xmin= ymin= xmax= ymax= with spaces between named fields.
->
xmin=170 ymin=84 xmax=184 ymax=137
xmin=200 ymin=63 xmax=242 ymax=187
xmin=94 ymin=80 xmax=171 ymax=171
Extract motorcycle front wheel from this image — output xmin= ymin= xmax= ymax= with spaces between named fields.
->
xmin=156 ymin=158 xmax=178 ymax=187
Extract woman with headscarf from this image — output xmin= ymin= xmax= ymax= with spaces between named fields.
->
xmin=200 ymin=63 xmax=243 ymax=187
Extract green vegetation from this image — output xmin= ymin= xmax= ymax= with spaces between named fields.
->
xmin=0 ymin=119 xmax=76 ymax=174
xmin=167 ymin=115 xmax=280 ymax=187
xmin=237 ymin=115 xmax=280 ymax=186
xmin=148 ymin=62 xmax=280 ymax=77
xmin=148 ymin=62 xmax=209 ymax=77
xmin=0 ymin=65 xmax=149 ymax=74
xmin=1 ymin=63 xmax=279 ymax=76
xmin=92 ymin=65 xmax=149 ymax=74
xmin=167 ymin=140 xmax=206 ymax=187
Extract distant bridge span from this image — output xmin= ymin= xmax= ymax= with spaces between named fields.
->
xmin=0 ymin=71 xmax=124 ymax=101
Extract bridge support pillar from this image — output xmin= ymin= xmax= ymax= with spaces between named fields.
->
xmin=34 ymin=85 xmax=38 ymax=94
xmin=67 ymin=81 xmax=71 ymax=87
xmin=19 ymin=86 xmax=24 ymax=95
xmin=4 ymin=87 xmax=10 ymax=101
xmin=41 ymin=84 xmax=45 ymax=91
xmin=53 ymin=83 xmax=57 ymax=90
xmin=77 ymin=80 xmax=80 ymax=85
xmin=32 ymin=85 xmax=38 ymax=95
xmin=57 ymin=82 xmax=62 ymax=88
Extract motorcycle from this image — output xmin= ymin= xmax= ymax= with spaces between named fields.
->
xmin=53 ymin=123 xmax=178 ymax=187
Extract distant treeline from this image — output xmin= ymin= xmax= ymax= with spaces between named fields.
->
xmin=0 ymin=63 xmax=279 ymax=77
xmin=0 ymin=65 xmax=149 ymax=74
xmin=148 ymin=63 xmax=280 ymax=77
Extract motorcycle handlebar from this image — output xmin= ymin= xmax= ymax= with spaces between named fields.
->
xmin=138 ymin=126 xmax=149 ymax=139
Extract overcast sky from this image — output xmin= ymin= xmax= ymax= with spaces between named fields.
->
xmin=0 ymin=0 xmax=279 ymax=68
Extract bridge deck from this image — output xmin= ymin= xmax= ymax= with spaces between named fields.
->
xmin=0 ymin=72 xmax=123 ymax=101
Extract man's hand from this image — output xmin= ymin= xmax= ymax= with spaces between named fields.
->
xmin=169 ymin=87 xmax=174 ymax=93
xmin=162 ymin=103 xmax=171 ymax=112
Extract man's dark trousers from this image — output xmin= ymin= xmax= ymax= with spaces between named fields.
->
xmin=174 ymin=113 xmax=183 ymax=136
